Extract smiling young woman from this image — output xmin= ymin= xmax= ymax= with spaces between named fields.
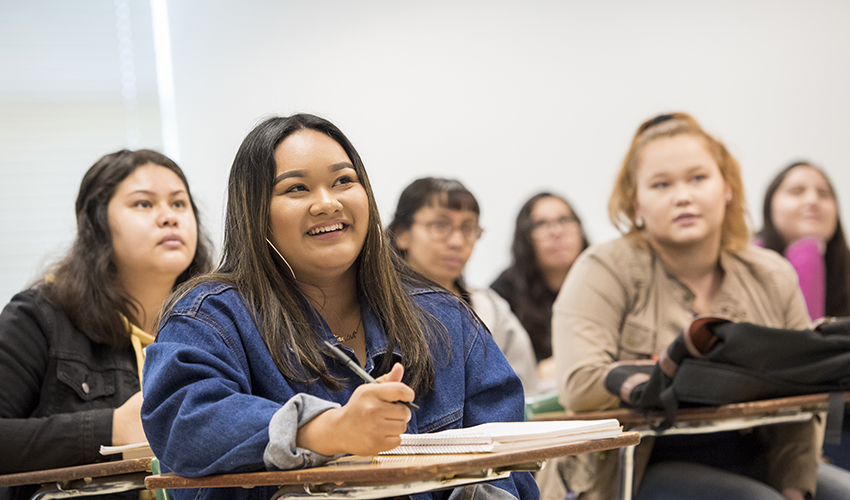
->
xmin=0 ymin=150 xmax=212 ymax=498
xmin=140 ymin=114 xmax=538 ymax=500
xmin=757 ymin=162 xmax=850 ymax=320
xmin=545 ymin=113 xmax=850 ymax=500
xmin=269 ymin=129 xmax=370 ymax=288
xmin=757 ymin=162 xmax=850 ymax=473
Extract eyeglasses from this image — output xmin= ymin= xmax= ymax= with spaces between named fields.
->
xmin=531 ymin=215 xmax=578 ymax=238
xmin=413 ymin=220 xmax=483 ymax=243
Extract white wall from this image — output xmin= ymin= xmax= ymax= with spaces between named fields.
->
xmin=2 ymin=0 xmax=849 ymax=306
xmin=0 ymin=0 xmax=163 ymax=306
xmin=164 ymin=0 xmax=850 ymax=288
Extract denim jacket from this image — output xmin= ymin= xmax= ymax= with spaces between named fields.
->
xmin=0 ymin=288 xmax=140 ymax=500
xmin=141 ymin=282 xmax=539 ymax=500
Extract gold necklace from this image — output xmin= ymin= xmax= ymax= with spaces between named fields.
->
xmin=333 ymin=317 xmax=361 ymax=343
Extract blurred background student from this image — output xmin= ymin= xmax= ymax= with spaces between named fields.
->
xmin=387 ymin=177 xmax=539 ymax=395
xmin=0 ymin=150 xmax=212 ymax=500
xmin=551 ymin=113 xmax=850 ymax=500
xmin=757 ymin=161 xmax=850 ymax=470
xmin=757 ymin=161 xmax=850 ymax=321
xmin=491 ymin=192 xmax=588 ymax=387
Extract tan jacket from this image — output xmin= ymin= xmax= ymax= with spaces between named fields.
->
xmin=550 ymin=237 xmax=819 ymax=499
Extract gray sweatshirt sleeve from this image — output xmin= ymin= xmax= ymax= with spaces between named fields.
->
xmin=263 ymin=393 xmax=345 ymax=470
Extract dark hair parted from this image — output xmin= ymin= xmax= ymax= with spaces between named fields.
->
xmin=386 ymin=177 xmax=479 ymax=259
xmin=609 ymin=112 xmax=750 ymax=251
xmin=758 ymin=162 xmax=850 ymax=317
xmin=171 ymin=114 xmax=441 ymax=395
xmin=492 ymin=193 xmax=588 ymax=360
xmin=38 ymin=149 xmax=213 ymax=346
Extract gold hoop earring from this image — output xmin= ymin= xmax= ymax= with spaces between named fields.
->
xmin=266 ymin=238 xmax=297 ymax=280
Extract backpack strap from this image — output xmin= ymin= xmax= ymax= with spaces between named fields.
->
xmin=825 ymin=392 xmax=845 ymax=446
xmin=656 ymin=386 xmax=679 ymax=431
xmin=684 ymin=315 xmax=732 ymax=356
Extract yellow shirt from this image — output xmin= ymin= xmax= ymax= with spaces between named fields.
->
xmin=124 ymin=316 xmax=155 ymax=389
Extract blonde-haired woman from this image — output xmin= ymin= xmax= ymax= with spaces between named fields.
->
xmin=551 ymin=113 xmax=850 ymax=500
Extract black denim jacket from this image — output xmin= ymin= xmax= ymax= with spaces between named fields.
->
xmin=0 ymin=288 xmax=140 ymax=499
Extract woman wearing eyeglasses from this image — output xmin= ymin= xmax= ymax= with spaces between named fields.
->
xmin=491 ymin=193 xmax=589 ymax=385
xmin=387 ymin=177 xmax=539 ymax=395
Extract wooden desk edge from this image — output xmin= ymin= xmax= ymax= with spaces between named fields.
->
xmin=531 ymin=392 xmax=850 ymax=424
xmin=145 ymin=432 xmax=640 ymax=490
xmin=0 ymin=458 xmax=152 ymax=488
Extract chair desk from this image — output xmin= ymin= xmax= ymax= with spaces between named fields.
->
xmin=0 ymin=457 xmax=152 ymax=499
xmin=145 ymin=432 xmax=640 ymax=499
xmin=531 ymin=392 xmax=850 ymax=500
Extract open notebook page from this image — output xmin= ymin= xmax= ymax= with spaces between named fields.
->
xmin=381 ymin=419 xmax=622 ymax=454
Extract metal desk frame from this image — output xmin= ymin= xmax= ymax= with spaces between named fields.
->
xmin=532 ymin=392 xmax=849 ymax=500
xmin=0 ymin=457 xmax=152 ymax=500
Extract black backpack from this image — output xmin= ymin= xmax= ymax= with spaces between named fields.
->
xmin=604 ymin=316 xmax=850 ymax=440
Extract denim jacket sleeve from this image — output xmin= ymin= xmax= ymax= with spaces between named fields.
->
xmin=0 ymin=290 xmax=117 ymax=474
xmin=141 ymin=285 xmax=341 ymax=477
xmin=264 ymin=393 xmax=343 ymax=470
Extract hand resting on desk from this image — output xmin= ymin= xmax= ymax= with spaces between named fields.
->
xmin=295 ymin=363 xmax=414 ymax=456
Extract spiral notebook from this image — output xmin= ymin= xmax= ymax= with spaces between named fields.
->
xmin=380 ymin=419 xmax=622 ymax=455
xmin=100 ymin=441 xmax=154 ymax=460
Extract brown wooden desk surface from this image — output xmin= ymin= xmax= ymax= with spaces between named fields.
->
xmin=531 ymin=392 xmax=850 ymax=425
xmin=0 ymin=458 xmax=152 ymax=488
xmin=145 ymin=432 xmax=639 ymax=490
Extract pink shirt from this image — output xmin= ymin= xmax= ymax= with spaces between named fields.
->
xmin=755 ymin=236 xmax=825 ymax=320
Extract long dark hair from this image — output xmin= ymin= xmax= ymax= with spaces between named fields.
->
xmin=38 ymin=149 xmax=213 ymax=346
xmin=494 ymin=193 xmax=588 ymax=359
xmin=758 ymin=161 xmax=850 ymax=317
xmin=169 ymin=114 xmax=441 ymax=394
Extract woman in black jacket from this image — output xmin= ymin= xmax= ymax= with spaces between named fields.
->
xmin=491 ymin=192 xmax=588 ymax=385
xmin=0 ymin=150 xmax=212 ymax=499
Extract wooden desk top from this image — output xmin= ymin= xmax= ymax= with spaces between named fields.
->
xmin=0 ymin=458 xmax=152 ymax=488
xmin=146 ymin=432 xmax=640 ymax=490
xmin=531 ymin=392 xmax=850 ymax=425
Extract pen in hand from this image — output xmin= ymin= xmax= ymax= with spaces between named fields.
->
xmin=323 ymin=340 xmax=420 ymax=411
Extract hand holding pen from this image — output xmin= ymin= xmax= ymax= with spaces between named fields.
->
xmin=324 ymin=340 xmax=420 ymax=411
xmin=295 ymin=343 xmax=415 ymax=457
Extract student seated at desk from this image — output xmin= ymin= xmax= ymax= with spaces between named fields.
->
xmin=491 ymin=192 xmax=589 ymax=387
xmin=0 ymin=150 xmax=212 ymax=500
xmin=140 ymin=114 xmax=539 ymax=500
xmin=550 ymin=113 xmax=850 ymax=500
xmin=757 ymin=161 xmax=850 ymax=471
xmin=386 ymin=177 xmax=539 ymax=395
xmin=757 ymin=161 xmax=850 ymax=322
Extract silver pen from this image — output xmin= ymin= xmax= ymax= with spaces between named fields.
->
xmin=323 ymin=340 xmax=420 ymax=411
